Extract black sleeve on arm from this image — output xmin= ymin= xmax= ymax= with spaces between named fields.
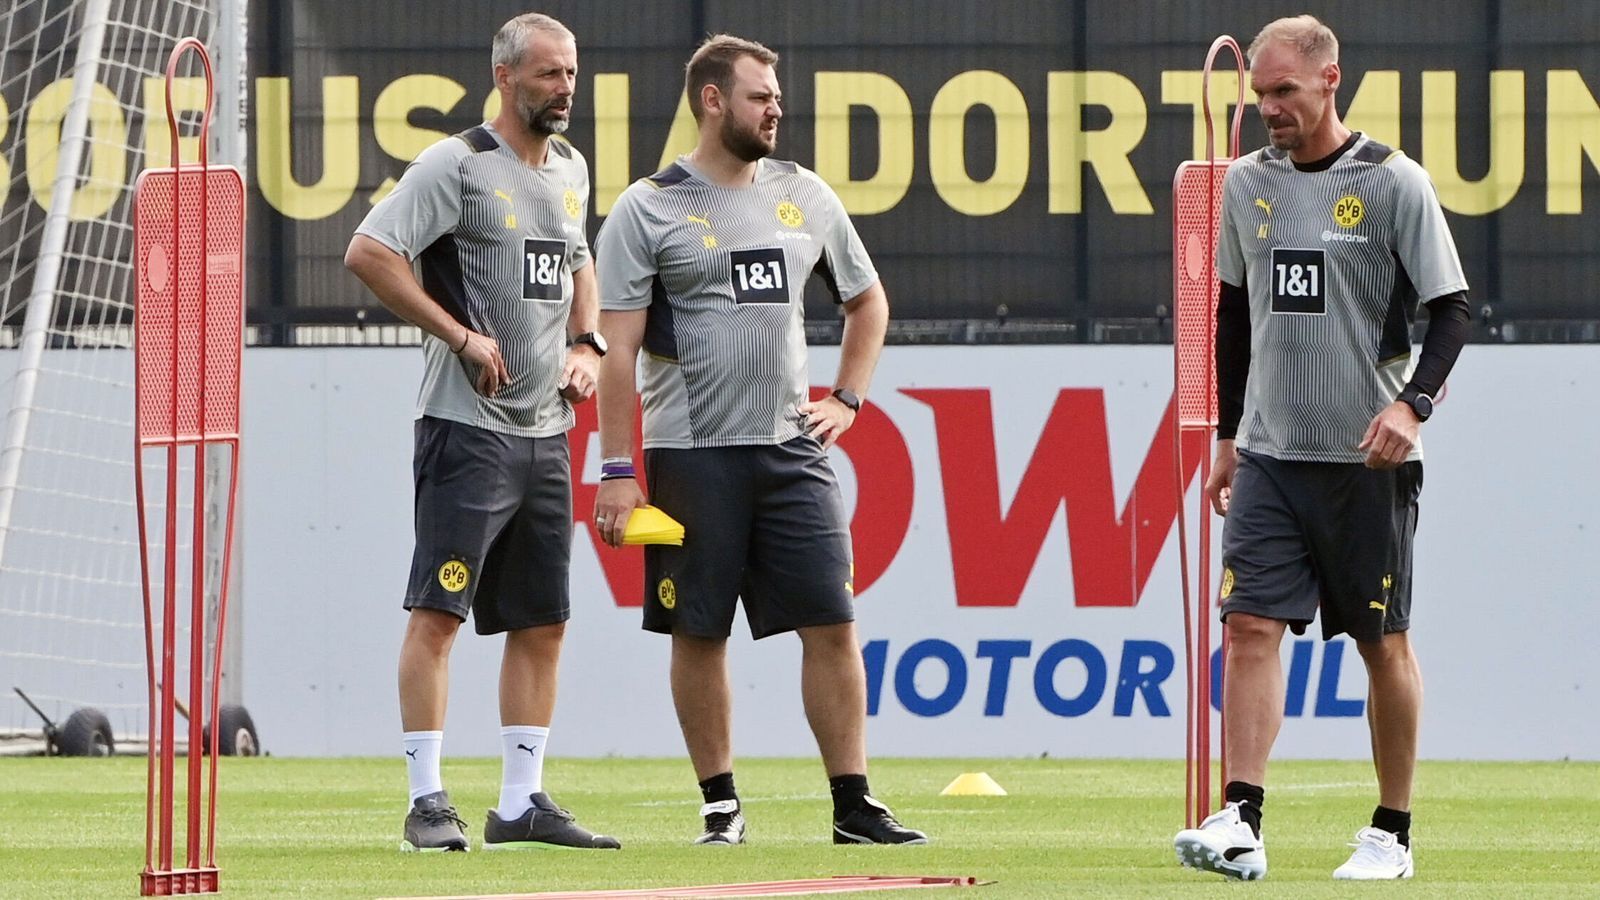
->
xmin=1215 ymin=279 xmax=1250 ymax=440
xmin=1403 ymin=290 xmax=1471 ymax=399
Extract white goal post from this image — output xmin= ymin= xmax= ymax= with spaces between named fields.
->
xmin=0 ymin=0 xmax=245 ymax=751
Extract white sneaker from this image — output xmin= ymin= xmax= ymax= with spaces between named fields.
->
xmin=1333 ymin=826 xmax=1414 ymax=879
xmin=693 ymin=799 xmax=746 ymax=846
xmin=1173 ymin=802 xmax=1267 ymax=880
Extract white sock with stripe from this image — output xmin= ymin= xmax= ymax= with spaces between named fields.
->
xmin=497 ymin=725 xmax=550 ymax=819
xmin=403 ymin=730 xmax=444 ymax=804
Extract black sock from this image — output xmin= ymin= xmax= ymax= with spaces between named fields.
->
xmin=699 ymin=772 xmax=737 ymax=805
xmin=829 ymin=773 xmax=870 ymax=818
xmin=1225 ymin=781 xmax=1265 ymax=838
xmin=1372 ymin=805 xmax=1411 ymax=847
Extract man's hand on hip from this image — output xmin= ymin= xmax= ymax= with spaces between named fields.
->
xmin=797 ymin=395 xmax=857 ymax=449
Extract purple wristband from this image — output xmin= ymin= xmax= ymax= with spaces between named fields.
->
xmin=600 ymin=461 xmax=635 ymax=480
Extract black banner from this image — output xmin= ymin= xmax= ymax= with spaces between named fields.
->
xmin=6 ymin=0 xmax=1598 ymax=342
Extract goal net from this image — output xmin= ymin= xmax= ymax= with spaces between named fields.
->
xmin=0 ymin=0 xmax=237 ymax=750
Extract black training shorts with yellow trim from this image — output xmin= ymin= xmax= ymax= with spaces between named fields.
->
xmin=641 ymin=436 xmax=855 ymax=640
xmin=405 ymin=416 xmax=572 ymax=635
xmin=1219 ymin=449 xmax=1422 ymax=643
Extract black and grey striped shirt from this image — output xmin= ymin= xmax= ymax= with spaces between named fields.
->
xmin=596 ymin=157 xmax=878 ymax=449
xmin=1217 ymin=133 xmax=1467 ymax=463
xmin=356 ymin=123 xmax=591 ymax=438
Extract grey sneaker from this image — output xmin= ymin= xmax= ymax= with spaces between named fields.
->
xmin=482 ymin=792 xmax=621 ymax=850
xmin=693 ymin=799 xmax=747 ymax=846
xmin=401 ymin=790 xmax=469 ymax=852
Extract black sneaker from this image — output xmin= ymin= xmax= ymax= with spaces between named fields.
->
xmin=693 ymin=799 xmax=746 ymax=846
xmin=832 ymin=795 xmax=928 ymax=845
xmin=401 ymin=790 xmax=469 ymax=852
xmin=482 ymin=792 xmax=621 ymax=850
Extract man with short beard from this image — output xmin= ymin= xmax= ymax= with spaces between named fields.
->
xmin=591 ymin=34 xmax=927 ymax=848
xmin=345 ymin=12 xmax=618 ymax=853
xmin=1172 ymin=14 xmax=1468 ymax=881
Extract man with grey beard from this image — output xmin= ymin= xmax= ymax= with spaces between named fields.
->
xmin=346 ymin=12 xmax=618 ymax=853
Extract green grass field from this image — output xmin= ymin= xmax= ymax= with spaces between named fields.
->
xmin=4 ymin=757 xmax=1597 ymax=898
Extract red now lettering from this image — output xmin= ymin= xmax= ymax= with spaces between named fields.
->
xmin=809 ymin=387 xmax=913 ymax=596
xmin=903 ymin=389 xmax=1206 ymax=607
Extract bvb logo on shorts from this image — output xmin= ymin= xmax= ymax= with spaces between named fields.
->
xmin=775 ymin=200 xmax=804 ymax=228
xmin=438 ymin=559 xmax=470 ymax=593
xmin=563 ymin=189 xmax=581 ymax=219
xmin=1332 ymin=194 xmax=1365 ymax=228
xmin=1220 ymin=567 xmax=1235 ymax=599
xmin=657 ymin=577 xmax=677 ymax=610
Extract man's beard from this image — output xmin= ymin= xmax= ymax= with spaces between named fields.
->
xmin=721 ymin=115 xmax=775 ymax=162
xmin=1264 ymin=118 xmax=1301 ymax=151
xmin=519 ymin=95 xmax=570 ymax=136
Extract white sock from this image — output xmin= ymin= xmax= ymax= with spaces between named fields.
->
xmin=403 ymin=730 xmax=444 ymax=804
xmin=497 ymin=725 xmax=550 ymax=819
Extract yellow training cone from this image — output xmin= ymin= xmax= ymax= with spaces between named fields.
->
xmin=940 ymin=772 xmax=1007 ymax=796
xmin=622 ymin=505 xmax=685 ymax=546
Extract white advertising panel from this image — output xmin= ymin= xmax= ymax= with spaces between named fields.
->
xmin=242 ymin=346 xmax=1598 ymax=760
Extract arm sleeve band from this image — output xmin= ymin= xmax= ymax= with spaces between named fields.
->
xmin=1215 ymin=279 xmax=1250 ymax=440
xmin=1404 ymin=290 xmax=1471 ymax=398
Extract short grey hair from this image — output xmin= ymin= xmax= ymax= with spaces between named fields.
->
xmin=492 ymin=13 xmax=574 ymax=70
xmin=1247 ymin=14 xmax=1338 ymax=67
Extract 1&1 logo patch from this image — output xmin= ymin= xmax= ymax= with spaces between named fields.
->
xmin=729 ymin=247 xmax=789 ymax=304
xmin=523 ymin=238 xmax=565 ymax=301
xmin=1270 ymin=247 xmax=1326 ymax=315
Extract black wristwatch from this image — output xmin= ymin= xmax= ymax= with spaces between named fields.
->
xmin=831 ymin=388 xmax=861 ymax=412
xmin=571 ymin=332 xmax=607 ymax=356
xmin=1398 ymin=387 xmax=1433 ymax=422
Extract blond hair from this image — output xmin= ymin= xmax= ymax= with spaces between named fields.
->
xmin=685 ymin=34 xmax=779 ymax=121
xmin=1247 ymin=14 xmax=1338 ymax=67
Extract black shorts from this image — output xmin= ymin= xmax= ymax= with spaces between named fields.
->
xmin=405 ymin=416 xmax=572 ymax=635
xmin=641 ymin=436 xmax=855 ymax=640
xmin=1219 ymin=450 xmax=1423 ymax=643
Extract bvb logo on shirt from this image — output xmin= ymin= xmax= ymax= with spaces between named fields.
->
xmin=1220 ymin=567 xmax=1235 ymax=599
xmin=563 ymin=189 xmax=581 ymax=219
xmin=438 ymin=559 xmax=470 ymax=593
xmin=776 ymin=200 xmax=804 ymax=228
xmin=657 ymin=577 xmax=677 ymax=610
xmin=1332 ymin=194 xmax=1365 ymax=229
